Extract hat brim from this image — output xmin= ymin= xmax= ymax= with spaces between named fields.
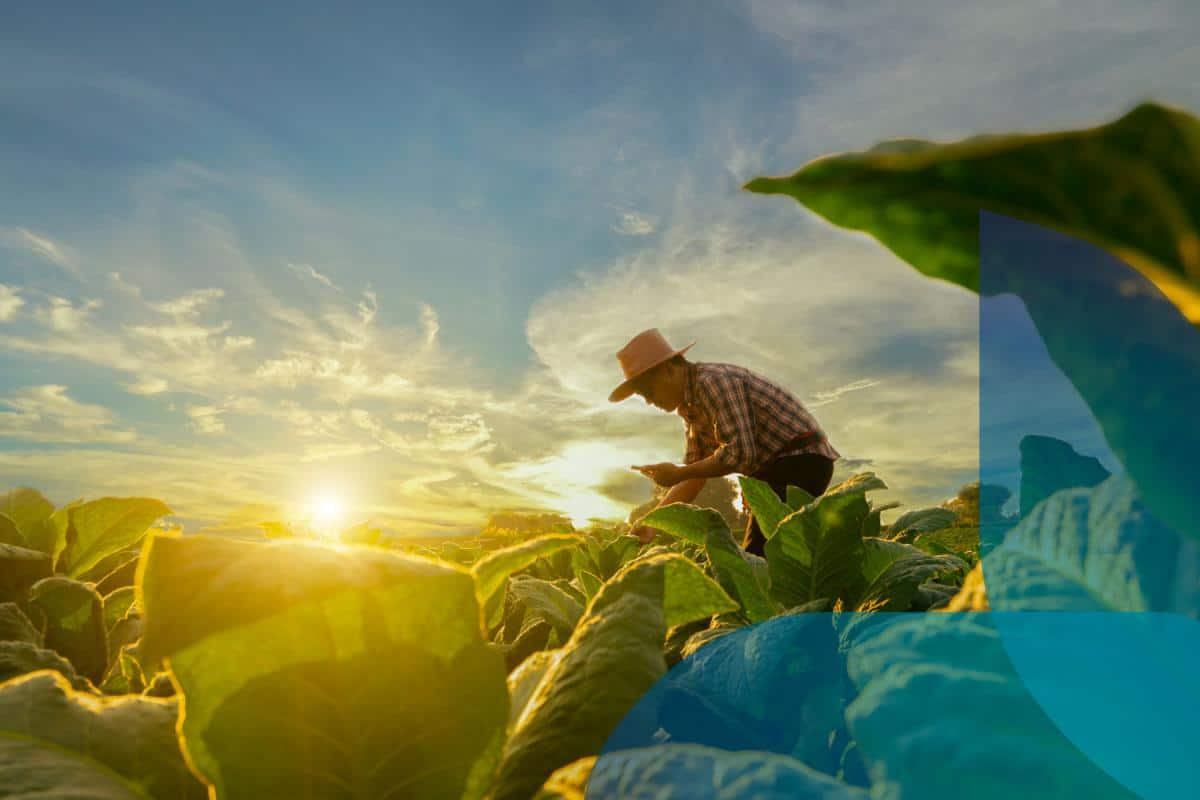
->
xmin=608 ymin=341 xmax=695 ymax=402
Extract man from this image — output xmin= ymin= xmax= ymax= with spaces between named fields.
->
xmin=610 ymin=328 xmax=840 ymax=555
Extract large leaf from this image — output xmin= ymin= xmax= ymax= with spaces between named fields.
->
xmin=507 ymin=648 xmax=564 ymax=730
xmin=23 ymin=499 xmax=80 ymax=559
xmin=472 ymin=533 xmax=582 ymax=619
xmin=490 ymin=553 xmax=735 ymax=800
xmin=748 ymin=104 xmax=1200 ymax=542
xmin=585 ymin=744 xmax=868 ymax=799
xmin=886 ymin=507 xmax=957 ymax=540
xmin=0 ymin=513 xmax=22 ymax=546
xmin=0 ymin=542 xmax=52 ymax=603
xmin=0 ymin=670 xmax=206 ymax=799
xmin=28 ymin=576 xmax=108 ymax=683
xmin=736 ymin=476 xmax=792 ymax=539
xmin=854 ymin=552 xmax=967 ymax=612
xmin=642 ymin=504 xmax=778 ymax=622
xmin=0 ymin=487 xmax=54 ymax=544
xmin=60 ymin=497 xmax=172 ymax=578
xmin=981 ymin=475 xmax=1200 ymax=613
xmin=103 ymin=586 xmax=138 ymax=632
xmin=510 ymin=576 xmax=585 ymax=641
xmin=0 ymin=601 xmax=41 ymax=645
xmin=0 ymin=641 xmax=93 ymax=690
xmin=746 ymin=102 xmax=1200 ymax=319
xmin=841 ymin=613 xmax=1144 ymax=799
xmin=766 ymin=493 xmax=869 ymax=608
xmin=138 ymin=534 xmax=508 ymax=800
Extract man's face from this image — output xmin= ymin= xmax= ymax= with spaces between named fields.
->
xmin=632 ymin=365 xmax=676 ymax=412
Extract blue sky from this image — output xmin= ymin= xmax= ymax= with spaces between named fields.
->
xmin=2 ymin=1 xmax=1198 ymax=534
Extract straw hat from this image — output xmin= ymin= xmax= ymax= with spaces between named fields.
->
xmin=608 ymin=328 xmax=695 ymax=402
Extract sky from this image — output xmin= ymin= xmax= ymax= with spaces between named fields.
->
xmin=2 ymin=0 xmax=1198 ymax=535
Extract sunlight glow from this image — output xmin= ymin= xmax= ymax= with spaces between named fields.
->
xmin=307 ymin=493 xmax=345 ymax=534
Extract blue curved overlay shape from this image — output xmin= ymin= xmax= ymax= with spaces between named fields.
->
xmin=590 ymin=213 xmax=1199 ymax=798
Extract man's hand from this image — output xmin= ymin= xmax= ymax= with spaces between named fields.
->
xmin=629 ymin=523 xmax=658 ymax=545
xmin=632 ymin=462 xmax=686 ymax=487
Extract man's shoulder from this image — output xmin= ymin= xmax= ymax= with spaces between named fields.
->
xmin=695 ymin=361 xmax=776 ymax=388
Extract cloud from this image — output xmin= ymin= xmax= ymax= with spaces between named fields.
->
xmin=185 ymin=405 xmax=226 ymax=435
xmin=287 ymin=262 xmax=340 ymax=292
xmin=148 ymin=288 xmax=225 ymax=316
xmin=34 ymin=297 xmax=102 ymax=333
xmin=123 ymin=376 xmax=169 ymax=396
xmin=0 ymin=227 xmax=78 ymax=276
xmin=0 ymin=385 xmax=136 ymax=444
xmin=809 ymin=378 xmax=882 ymax=407
xmin=420 ymin=303 xmax=440 ymax=347
xmin=612 ymin=207 xmax=657 ymax=236
xmin=0 ymin=285 xmax=24 ymax=321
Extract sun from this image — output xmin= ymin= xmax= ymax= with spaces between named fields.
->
xmin=307 ymin=493 xmax=345 ymax=533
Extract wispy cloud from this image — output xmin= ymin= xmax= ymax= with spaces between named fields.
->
xmin=123 ymin=376 xmax=169 ymax=396
xmin=0 ymin=227 xmax=79 ymax=277
xmin=36 ymin=297 xmax=102 ymax=333
xmin=611 ymin=207 xmax=657 ymax=236
xmin=148 ymin=288 xmax=225 ymax=316
xmin=287 ymin=262 xmax=340 ymax=292
xmin=185 ymin=404 xmax=226 ymax=435
xmin=809 ymin=378 xmax=882 ymax=407
xmin=0 ymin=285 xmax=24 ymax=321
xmin=0 ymin=385 xmax=136 ymax=444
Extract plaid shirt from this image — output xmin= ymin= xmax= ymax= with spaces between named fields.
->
xmin=681 ymin=361 xmax=840 ymax=475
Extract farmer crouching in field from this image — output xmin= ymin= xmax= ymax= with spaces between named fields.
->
xmin=610 ymin=328 xmax=840 ymax=556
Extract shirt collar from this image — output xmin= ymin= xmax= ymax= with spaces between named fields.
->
xmin=681 ymin=361 xmax=699 ymax=414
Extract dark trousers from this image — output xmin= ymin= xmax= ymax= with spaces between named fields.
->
xmin=742 ymin=453 xmax=835 ymax=556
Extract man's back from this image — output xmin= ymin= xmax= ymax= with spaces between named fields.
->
xmin=682 ymin=361 xmax=840 ymax=475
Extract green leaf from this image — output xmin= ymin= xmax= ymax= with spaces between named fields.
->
xmin=23 ymin=499 xmax=79 ymax=559
xmin=510 ymin=576 xmax=585 ymax=641
xmin=0 ymin=487 xmax=54 ymax=543
xmin=0 ymin=670 xmax=206 ymax=798
xmin=887 ymin=507 xmax=958 ymax=540
xmin=0 ymin=641 xmax=93 ymax=690
xmin=472 ymin=533 xmax=582 ymax=622
xmin=101 ymin=644 xmax=147 ymax=695
xmin=854 ymin=551 xmax=967 ymax=612
xmin=0 ymin=601 xmax=41 ymax=645
xmin=746 ymin=102 xmax=1200 ymax=314
xmin=748 ymin=104 xmax=1200 ymax=543
xmin=736 ymin=475 xmax=792 ymax=539
xmin=643 ymin=504 xmax=777 ymax=622
xmin=507 ymin=648 xmax=564 ymax=730
xmin=28 ymin=576 xmax=108 ymax=684
xmin=60 ymin=497 xmax=172 ymax=578
xmin=576 ymin=570 xmax=603 ymax=599
xmin=766 ymin=494 xmax=869 ymax=608
xmin=103 ymin=586 xmax=138 ymax=632
xmin=982 ymin=475 xmax=1199 ymax=612
xmin=822 ymin=472 xmax=889 ymax=500
xmin=786 ymin=485 xmax=815 ymax=510
xmin=582 ymin=744 xmax=868 ymax=799
xmin=491 ymin=554 xmax=735 ymax=800
xmin=0 ymin=542 xmax=52 ymax=603
xmin=0 ymin=513 xmax=23 ymax=546
xmin=138 ymin=533 xmax=508 ymax=800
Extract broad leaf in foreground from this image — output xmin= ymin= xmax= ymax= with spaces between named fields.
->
xmin=0 ymin=542 xmax=52 ymax=603
xmin=587 ymin=744 xmax=868 ymax=799
xmin=489 ymin=553 xmax=736 ymax=800
xmin=0 ymin=670 xmax=206 ymax=799
xmin=766 ymin=493 xmax=868 ymax=608
xmin=736 ymin=476 xmax=792 ymax=540
xmin=473 ymin=533 xmax=582 ymax=627
xmin=60 ymin=497 xmax=172 ymax=578
xmin=642 ymin=504 xmax=778 ymax=622
xmin=138 ymin=534 xmax=509 ymax=800
xmin=28 ymin=576 xmax=108 ymax=684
